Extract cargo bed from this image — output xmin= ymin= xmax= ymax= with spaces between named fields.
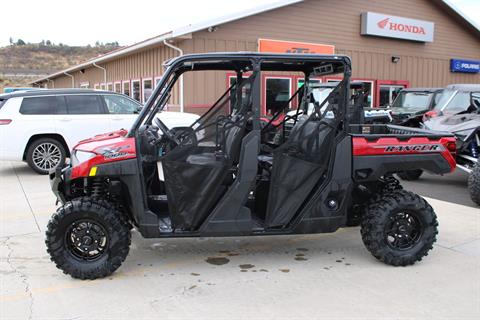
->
xmin=350 ymin=124 xmax=456 ymax=181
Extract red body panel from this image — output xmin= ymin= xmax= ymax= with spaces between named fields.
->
xmin=352 ymin=136 xmax=457 ymax=172
xmin=71 ymin=130 xmax=137 ymax=179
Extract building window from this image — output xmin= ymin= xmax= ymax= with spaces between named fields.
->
xmin=154 ymin=77 xmax=162 ymax=87
xmin=142 ymin=79 xmax=153 ymax=103
xmin=297 ymin=78 xmax=321 ymax=88
xmin=379 ymin=85 xmax=405 ymax=107
xmin=80 ymin=82 xmax=90 ymax=89
xmin=94 ymin=83 xmax=99 ymax=90
xmin=107 ymin=83 xmax=113 ymax=92
xmin=265 ymin=77 xmax=291 ymax=115
xmin=131 ymin=80 xmax=141 ymax=102
xmin=100 ymin=83 xmax=106 ymax=90
xmin=122 ymin=81 xmax=130 ymax=96
xmin=328 ymin=79 xmax=375 ymax=108
xmin=114 ymin=82 xmax=121 ymax=93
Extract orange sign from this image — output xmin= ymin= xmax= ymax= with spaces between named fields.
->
xmin=258 ymin=39 xmax=335 ymax=54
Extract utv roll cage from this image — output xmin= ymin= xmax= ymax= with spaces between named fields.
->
xmin=129 ymin=53 xmax=352 ymax=137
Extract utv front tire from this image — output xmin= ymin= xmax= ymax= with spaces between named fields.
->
xmin=468 ymin=164 xmax=480 ymax=206
xmin=397 ymin=169 xmax=423 ymax=181
xmin=361 ymin=190 xmax=438 ymax=266
xmin=46 ymin=198 xmax=131 ymax=279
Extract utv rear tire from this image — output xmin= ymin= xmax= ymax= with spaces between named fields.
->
xmin=397 ymin=169 xmax=423 ymax=181
xmin=468 ymin=164 xmax=480 ymax=206
xmin=26 ymin=137 xmax=66 ymax=174
xmin=46 ymin=198 xmax=131 ymax=279
xmin=361 ymin=190 xmax=438 ymax=266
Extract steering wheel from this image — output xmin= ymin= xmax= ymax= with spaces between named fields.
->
xmin=153 ymin=117 xmax=181 ymax=146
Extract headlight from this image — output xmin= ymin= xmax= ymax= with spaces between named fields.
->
xmin=73 ymin=150 xmax=96 ymax=165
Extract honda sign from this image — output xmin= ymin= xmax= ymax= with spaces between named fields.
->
xmin=361 ymin=12 xmax=434 ymax=42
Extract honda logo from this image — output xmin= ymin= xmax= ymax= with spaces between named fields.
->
xmin=377 ymin=18 xmax=390 ymax=29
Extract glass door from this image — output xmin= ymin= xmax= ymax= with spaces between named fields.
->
xmin=379 ymin=85 xmax=405 ymax=107
xmin=376 ymin=80 xmax=409 ymax=107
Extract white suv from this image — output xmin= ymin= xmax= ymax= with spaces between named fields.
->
xmin=0 ymin=89 xmax=199 ymax=174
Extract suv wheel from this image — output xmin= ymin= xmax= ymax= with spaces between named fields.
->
xmin=26 ymin=138 xmax=66 ymax=174
xmin=46 ymin=198 xmax=131 ymax=279
xmin=468 ymin=164 xmax=480 ymax=206
xmin=361 ymin=190 xmax=438 ymax=266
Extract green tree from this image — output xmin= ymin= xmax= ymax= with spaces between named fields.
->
xmin=16 ymin=39 xmax=26 ymax=45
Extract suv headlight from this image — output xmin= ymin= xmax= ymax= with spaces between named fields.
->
xmin=72 ymin=150 xmax=96 ymax=165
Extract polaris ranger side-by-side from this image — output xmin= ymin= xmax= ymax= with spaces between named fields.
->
xmin=46 ymin=53 xmax=456 ymax=279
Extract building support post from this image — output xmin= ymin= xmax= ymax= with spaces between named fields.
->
xmin=163 ymin=39 xmax=184 ymax=112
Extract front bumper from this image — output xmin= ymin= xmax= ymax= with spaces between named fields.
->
xmin=49 ymin=166 xmax=70 ymax=204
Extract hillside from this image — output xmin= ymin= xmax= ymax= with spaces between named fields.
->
xmin=0 ymin=42 xmax=120 ymax=91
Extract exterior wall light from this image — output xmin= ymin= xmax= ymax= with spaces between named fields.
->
xmin=392 ymin=56 xmax=401 ymax=63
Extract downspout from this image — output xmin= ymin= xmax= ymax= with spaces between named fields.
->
xmin=63 ymin=72 xmax=75 ymax=88
xmin=92 ymin=62 xmax=107 ymax=87
xmin=163 ymin=39 xmax=184 ymax=112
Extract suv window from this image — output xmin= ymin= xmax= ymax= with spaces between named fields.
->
xmin=65 ymin=95 xmax=104 ymax=114
xmin=20 ymin=96 xmax=63 ymax=114
xmin=103 ymin=94 xmax=141 ymax=114
xmin=0 ymin=99 xmax=6 ymax=110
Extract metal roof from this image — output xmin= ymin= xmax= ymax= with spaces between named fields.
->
xmin=31 ymin=0 xmax=480 ymax=85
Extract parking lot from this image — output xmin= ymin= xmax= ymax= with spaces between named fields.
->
xmin=1 ymin=160 xmax=479 ymax=319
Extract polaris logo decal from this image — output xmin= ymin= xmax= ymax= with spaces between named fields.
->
xmin=377 ymin=144 xmax=444 ymax=153
xmin=100 ymin=145 xmax=132 ymax=159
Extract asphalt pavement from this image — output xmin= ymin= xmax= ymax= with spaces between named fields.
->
xmin=1 ymin=161 xmax=479 ymax=320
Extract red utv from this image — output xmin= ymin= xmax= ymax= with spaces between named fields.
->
xmin=46 ymin=53 xmax=456 ymax=279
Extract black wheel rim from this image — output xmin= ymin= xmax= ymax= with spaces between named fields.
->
xmin=384 ymin=211 xmax=423 ymax=250
xmin=65 ymin=219 xmax=108 ymax=261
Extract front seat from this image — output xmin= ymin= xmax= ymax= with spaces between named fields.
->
xmin=186 ymin=115 xmax=246 ymax=166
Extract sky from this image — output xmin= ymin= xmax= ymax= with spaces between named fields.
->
xmin=2 ymin=0 xmax=479 ymax=47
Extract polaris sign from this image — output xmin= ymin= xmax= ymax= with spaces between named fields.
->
xmin=361 ymin=12 xmax=434 ymax=42
xmin=450 ymin=59 xmax=480 ymax=73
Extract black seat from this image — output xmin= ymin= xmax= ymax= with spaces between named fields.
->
xmin=186 ymin=115 xmax=246 ymax=166
xmin=258 ymin=114 xmax=309 ymax=165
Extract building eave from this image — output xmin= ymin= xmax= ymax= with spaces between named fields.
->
xmin=441 ymin=0 xmax=480 ymax=34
